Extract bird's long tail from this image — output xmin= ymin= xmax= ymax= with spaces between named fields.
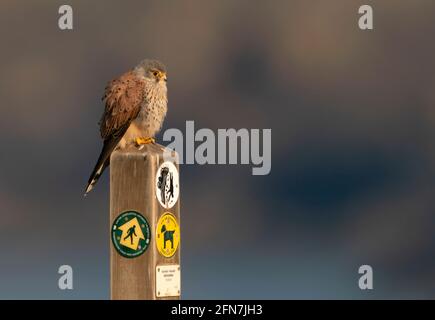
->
xmin=84 ymin=138 xmax=120 ymax=196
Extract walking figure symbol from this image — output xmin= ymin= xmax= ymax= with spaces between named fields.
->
xmin=124 ymin=225 xmax=137 ymax=245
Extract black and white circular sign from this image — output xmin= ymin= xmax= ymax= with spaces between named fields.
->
xmin=155 ymin=161 xmax=179 ymax=209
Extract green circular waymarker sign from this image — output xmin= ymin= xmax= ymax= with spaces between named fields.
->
xmin=111 ymin=211 xmax=151 ymax=258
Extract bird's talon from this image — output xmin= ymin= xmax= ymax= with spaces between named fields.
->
xmin=135 ymin=137 xmax=155 ymax=146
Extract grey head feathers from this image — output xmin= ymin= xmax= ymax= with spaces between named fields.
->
xmin=134 ymin=59 xmax=167 ymax=78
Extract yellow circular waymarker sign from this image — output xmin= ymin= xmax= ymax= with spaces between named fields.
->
xmin=156 ymin=212 xmax=180 ymax=258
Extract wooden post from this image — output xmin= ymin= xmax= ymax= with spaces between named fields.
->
xmin=110 ymin=143 xmax=181 ymax=300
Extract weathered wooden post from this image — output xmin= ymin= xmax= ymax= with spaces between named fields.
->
xmin=110 ymin=143 xmax=181 ymax=300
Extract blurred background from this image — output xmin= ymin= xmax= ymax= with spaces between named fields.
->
xmin=0 ymin=0 xmax=435 ymax=299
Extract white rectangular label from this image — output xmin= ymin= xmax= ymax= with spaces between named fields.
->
xmin=156 ymin=264 xmax=180 ymax=298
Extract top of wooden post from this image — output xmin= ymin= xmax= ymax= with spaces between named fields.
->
xmin=111 ymin=143 xmax=178 ymax=163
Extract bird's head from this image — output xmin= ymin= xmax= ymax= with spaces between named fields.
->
xmin=134 ymin=59 xmax=167 ymax=84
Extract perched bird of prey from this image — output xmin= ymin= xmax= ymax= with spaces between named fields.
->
xmin=84 ymin=59 xmax=168 ymax=195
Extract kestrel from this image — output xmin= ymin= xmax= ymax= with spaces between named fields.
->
xmin=85 ymin=59 xmax=168 ymax=195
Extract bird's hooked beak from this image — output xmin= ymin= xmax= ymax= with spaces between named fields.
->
xmin=158 ymin=71 xmax=167 ymax=82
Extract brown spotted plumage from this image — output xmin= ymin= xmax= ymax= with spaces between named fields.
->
xmin=85 ymin=59 xmax=168 ymax=195
xmin=99 ymin=71 xmax=145 ymax=140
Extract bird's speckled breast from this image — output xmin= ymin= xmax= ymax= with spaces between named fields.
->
xmin=135 ymin=82 xmax=168 ymax=138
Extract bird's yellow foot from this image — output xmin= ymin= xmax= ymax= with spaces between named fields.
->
xmin=135 ymin=137 xmax=155 ymax=146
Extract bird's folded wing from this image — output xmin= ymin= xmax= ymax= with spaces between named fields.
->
xmin=84 ymin=71 xmax=147 ymax=195
xmin=99 ymin=70 xmax=146 ymax=139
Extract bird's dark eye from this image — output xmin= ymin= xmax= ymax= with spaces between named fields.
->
xmin=153 ymin=71 xmax=158 ymax=76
